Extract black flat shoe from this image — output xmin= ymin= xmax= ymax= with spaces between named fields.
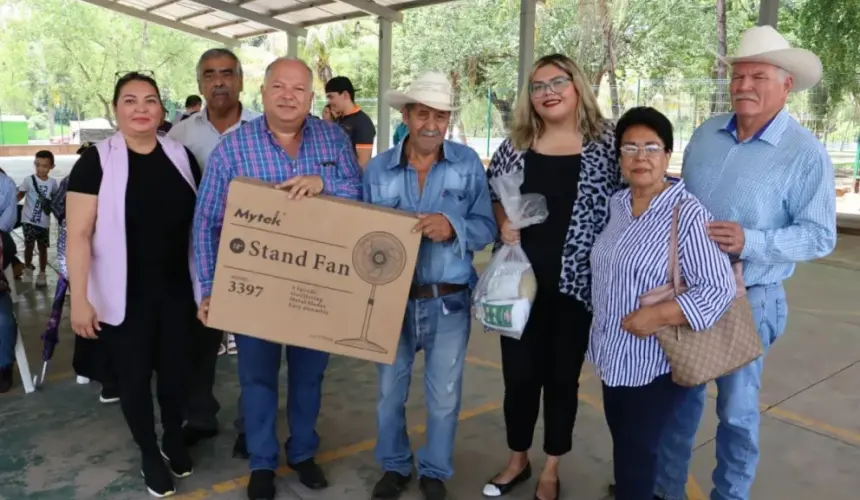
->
xmin=534 ymin=478 xmax=560 ymax=500
xmin=482 ymin=461 xmax=532 ymax=497
xmin=247 ymin=469 xmax=275 ymax=500
xmin=287 ymin=458 xmax=328 ymax=490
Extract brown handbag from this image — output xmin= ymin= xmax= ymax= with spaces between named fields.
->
xmin=638 ymin=202 xmax=764 ymax=387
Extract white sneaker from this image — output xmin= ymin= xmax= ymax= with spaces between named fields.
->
xmin=76 ymin=376 xmax=91 ymax=385
xmin=227 ymin=335 xmax=237 ymax=355
xmin=35 ymin=272 xmax=47 ymax=288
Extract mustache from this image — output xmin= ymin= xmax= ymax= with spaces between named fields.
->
xmin=212 ymin=88 xmax=230 ymax=96
xmin=418 ymin=130 xmax=441 ymax=138
xmin=733 ymin=93 xmax=758 ymax=102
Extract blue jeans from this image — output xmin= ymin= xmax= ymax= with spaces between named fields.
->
xmin=654 ymin=284 xmax=788 ymax=500
xmin=375 ymin=289 xmax=471 ymax=481
xmin=0 ymin=292 xmax=17 ymax=368
xmin=234 ymin=335 xmax=330 ymax=471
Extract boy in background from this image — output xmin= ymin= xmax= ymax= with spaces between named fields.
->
xmin=17 ymin=150 xmax=58 ymax=288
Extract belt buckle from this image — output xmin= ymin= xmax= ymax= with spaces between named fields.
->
xmin=431 ymin=284 xmax=440 ymax=298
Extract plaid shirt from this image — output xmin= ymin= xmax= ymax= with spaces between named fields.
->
xmin=193 ymin=115 xmax=363 ymax=297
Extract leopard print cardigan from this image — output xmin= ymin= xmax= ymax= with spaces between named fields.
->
xmin=486 ymin=120 xmax=622 ymax=311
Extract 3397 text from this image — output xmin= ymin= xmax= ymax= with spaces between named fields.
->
xmin=228 ymin=281 xmax=263 ymax=297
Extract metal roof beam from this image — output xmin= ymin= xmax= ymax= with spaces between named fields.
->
xmin=78 ymin=0 xmax=237 ymax=46
xmin=334 ymin=0 xmax=402 ymax=22
xmin=189 ymin=0 xmax=307 ymax=37
xmin=146 ymin=0 xmax=181 ymax=12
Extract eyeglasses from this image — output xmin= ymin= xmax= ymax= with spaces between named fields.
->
xmin=619 ymin=144 xmax=665 ymax=157
xmin=530 ymin=76 xmax=572 ymax=97
xmin=114 ymin=70 xmax=155 ymax=79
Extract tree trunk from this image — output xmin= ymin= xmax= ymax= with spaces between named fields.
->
xmin=490 ymin=90 xmax=514 ymax=130
xmin=710 ymin=0 xmax=729 ymax=116
xmin=598 ymin=0 xmax=622 ymax=118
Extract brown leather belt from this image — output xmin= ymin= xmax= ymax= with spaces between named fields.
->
xmin=409 ymin=283 xmax=468 ymax=300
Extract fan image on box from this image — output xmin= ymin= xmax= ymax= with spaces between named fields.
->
xmin=336 ymin=231 xmax=408 ymax=353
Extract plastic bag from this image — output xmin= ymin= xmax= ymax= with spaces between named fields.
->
xmin=473 ymin=171 xmax=548 ymax=339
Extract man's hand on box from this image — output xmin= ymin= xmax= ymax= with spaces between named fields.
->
xmin=197 ymin=297 xmax=211 ymax=326
xmin=414 ymin=214 xmax=454 ymax=242
xmin=276 ymin=175 xmax=324 ymax=200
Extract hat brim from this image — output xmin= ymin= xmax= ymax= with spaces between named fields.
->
xmin=384 ymin=89 xmax=458 ymax=112
xmin=725 ymin=47 xmax=822 ymax=92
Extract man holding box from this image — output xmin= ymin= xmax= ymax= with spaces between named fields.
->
xmin=193 ymin=56 xmax=362 ymax=500
xmin=363 ymin=71 xmax=497 ymax=500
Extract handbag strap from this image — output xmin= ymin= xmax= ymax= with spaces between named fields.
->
xmin=667 ymin=200 xmax=684 ymax=295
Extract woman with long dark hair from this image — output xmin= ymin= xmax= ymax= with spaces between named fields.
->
xmin=66 ymin=72 xmax=201 ymax=498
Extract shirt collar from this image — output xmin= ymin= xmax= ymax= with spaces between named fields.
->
xmin=720 ymin=108 xmax=789 ymax=146
xmin=619 ymin=176 xmax=687 ymax=217
xmin=387 ymin=134 xmax=458 ymax=169
xmin=198 ymin=104 xmax=256 ymax=126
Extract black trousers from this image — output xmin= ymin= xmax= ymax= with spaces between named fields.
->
xmin=100 ymin=291 xmax=195 ymax=454
xmin=184 ymin=321 xmax=224 ymax=431
xmin=602 ymin=373 xmax=690 ymax=500
xmin=500 ymin=290 xmax=590 ymax=456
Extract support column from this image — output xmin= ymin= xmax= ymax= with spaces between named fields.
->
xmin=517 ymin=0 xmax=537 ymax=96
xmin=758 ymin=0 xmax=779 ymax=28
xmin=377 ymin=17 xmax=393 ymax=152
xmin=287 ymin=33 xmax=298 ymax=58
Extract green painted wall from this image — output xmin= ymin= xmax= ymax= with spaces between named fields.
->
xmin=0 ymin=121 xmax=28 ymax=145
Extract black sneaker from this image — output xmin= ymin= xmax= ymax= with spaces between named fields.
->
xmin=419 ymin=477 xmax=447 ymax=500
xmin=233 ymin=433 xmax=250 ymax=459
xmin=247 ymin=469 xmax=276 ymax=500
xmin=160 ymin=433 xmax=193 ymax=478
xmin=287 ymin=458 xmax=328 ymax=490
xmin=0 ymin=366 xmax=13 ymax=394
xmin=99 ymin=384 xmax=120 ymax=404
xmin=141 ymin=452 xmax=175 ymax=498
xmin=372 ymin=471 xmax=412 ymax=499
xmin=182 ymin=426 xmax=219 ymax=447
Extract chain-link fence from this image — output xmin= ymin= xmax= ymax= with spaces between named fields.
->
xmin=5 ymin=79 xmax=859 ymax=178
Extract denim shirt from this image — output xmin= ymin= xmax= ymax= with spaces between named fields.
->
xmin=363 ymin=139 xmax=497 ymax=287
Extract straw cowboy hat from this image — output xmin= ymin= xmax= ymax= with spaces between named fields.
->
xmin=724 ymin=25 xmax=822 ymax=92
xmin=385 ymin=71 xmax=458 ymax=111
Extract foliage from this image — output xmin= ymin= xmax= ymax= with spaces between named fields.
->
xmin=795 ymin=0 xmax=860 ymax=108
xmin=0 ymin=0 xmax=214 ymax=125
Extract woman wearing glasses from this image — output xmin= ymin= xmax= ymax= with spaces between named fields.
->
xmin=482 ymin=54 xmax=621 ymax=500
xmin=66 ymin=72 xmax=202 ymax=498
xmin=589 ymin=107 xmax=735 ymax=499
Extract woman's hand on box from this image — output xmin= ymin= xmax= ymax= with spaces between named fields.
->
xmin=197 ymin=297 xmax=211 ymax=326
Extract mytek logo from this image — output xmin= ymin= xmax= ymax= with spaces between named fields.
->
xmin=234 ymin=208 xmax=283 ymax=227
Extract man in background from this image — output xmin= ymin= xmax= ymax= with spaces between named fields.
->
xmin=169 ymin=48 xmax=259 ymax=460
xmin=325 ymin=76 xmax=376 ymax=167
xmin=179 ymin=95 xmax=203 ymax=121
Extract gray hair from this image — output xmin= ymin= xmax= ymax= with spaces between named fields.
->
xmin=196 ymin=48 xmax=243 ymax=82
xmin=264 ymin=56 xmax=314 ymax=88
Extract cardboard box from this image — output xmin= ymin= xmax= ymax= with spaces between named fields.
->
xmin=207 ymin=178 xmax=421 ymax=365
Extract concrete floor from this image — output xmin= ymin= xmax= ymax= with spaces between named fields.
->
xmin=1 ymin=233 xmax=859 ymax=500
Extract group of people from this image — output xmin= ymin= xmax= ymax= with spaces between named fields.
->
xmin=0 ymin=22 xmax=835 ymax=500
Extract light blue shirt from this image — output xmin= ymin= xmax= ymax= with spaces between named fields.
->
xmin=0 ymin=173 xmax=18 ymax=233
xmin=681 ymin=109 xmax=836 ymax=287
xmin=363 ymin=140 xmax=497 ymax=286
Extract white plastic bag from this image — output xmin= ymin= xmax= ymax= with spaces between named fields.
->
xmin=473 ymin=171 xmax=548 ymax=339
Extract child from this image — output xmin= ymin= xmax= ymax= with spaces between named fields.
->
xmin=17 ymin=150 xmax=59 ymax=288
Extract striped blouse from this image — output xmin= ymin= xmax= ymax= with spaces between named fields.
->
xmin=587 ymin=179 xmax=736 ymax=387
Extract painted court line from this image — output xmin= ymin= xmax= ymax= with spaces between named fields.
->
xmin=173 ymin=401 xmax=502 ymax=499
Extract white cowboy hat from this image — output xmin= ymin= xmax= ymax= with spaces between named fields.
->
xmin=724 ymin=25 xmax=822 ymax=92
xmin=385 ymin=71 xmax=458 ymax=111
